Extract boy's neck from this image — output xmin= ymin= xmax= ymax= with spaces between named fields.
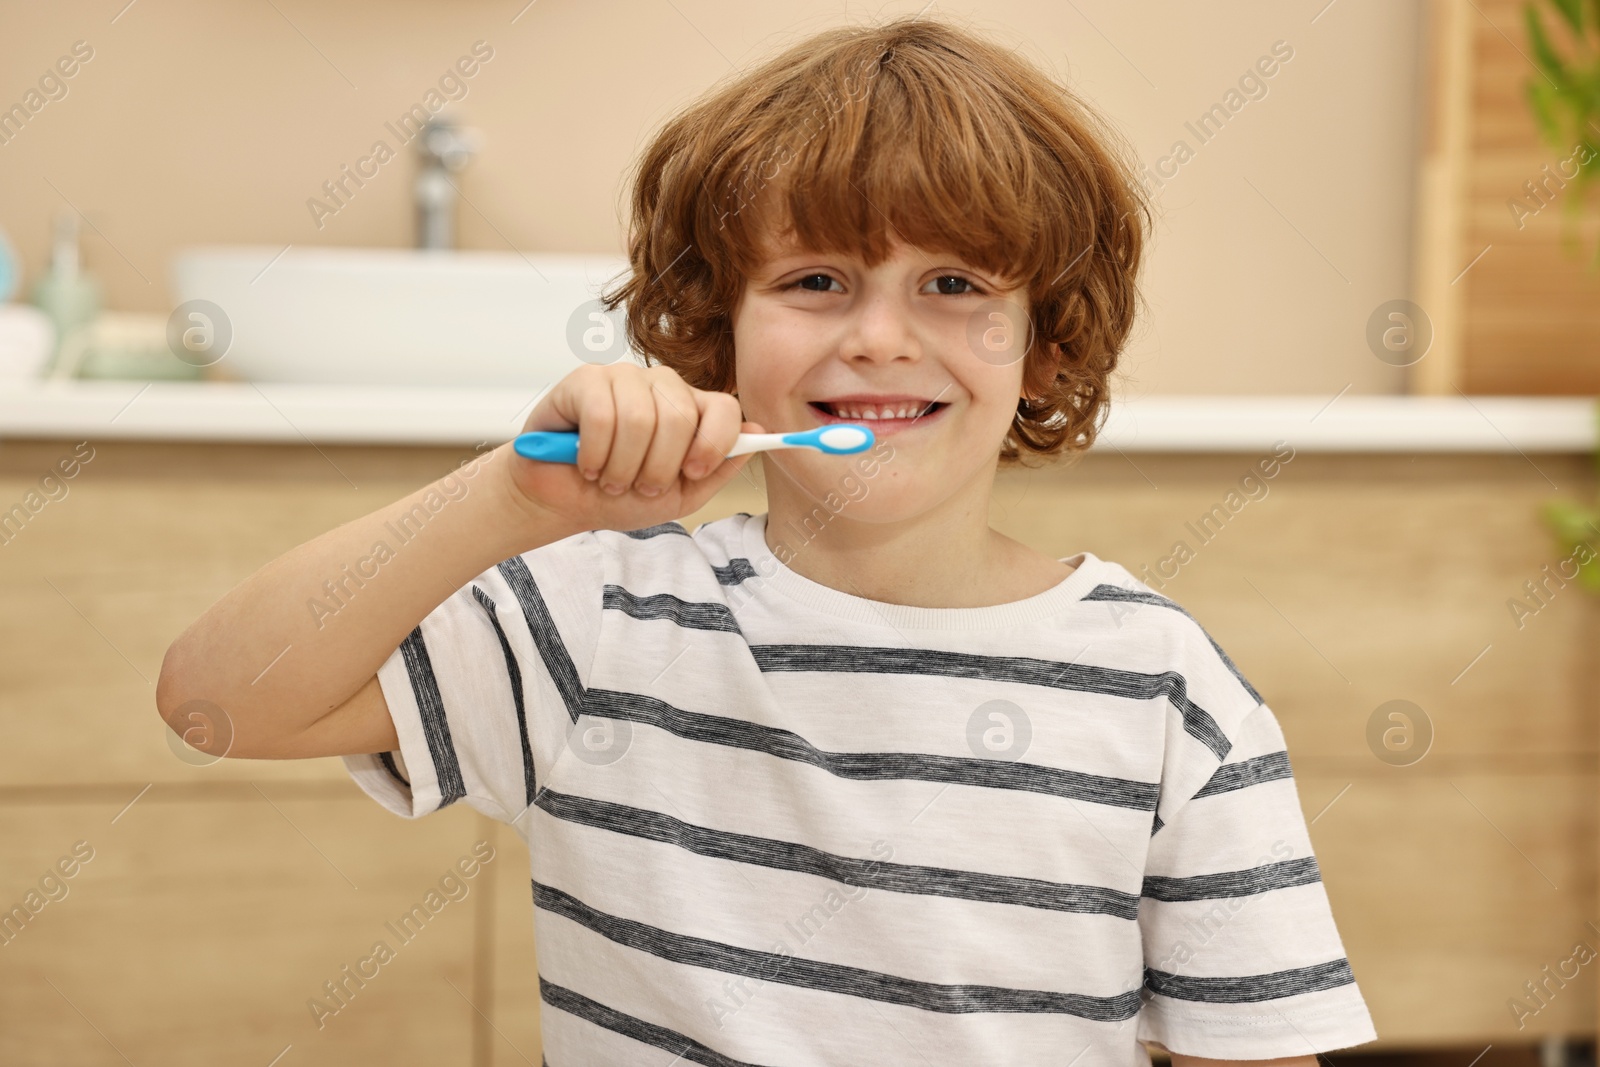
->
xmin=758 ymin=457 xmax=1073 ymax=610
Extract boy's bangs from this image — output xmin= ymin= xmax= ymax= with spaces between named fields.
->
xmin=720 ymin=48 xmax=1042 ymax=289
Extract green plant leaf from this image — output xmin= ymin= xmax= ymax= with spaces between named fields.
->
xmin=1523 ymin=1 xmax=1600 ymax=264
xmin=1527 ymin=80 xmax=1564 ymax=142
xmin=1544 ymin=499 xmax=1589 ymax=538
xmin=1552 ymin=0 xmax=1585 ymax=34
xmin=1526 ymin=3 xmax=1573 ymax=87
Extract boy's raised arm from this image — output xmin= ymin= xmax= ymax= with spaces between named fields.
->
xmin=155 ymin=363 xmax=759 ymax=762
xmin=155 ymin=444 xmax=582 ymax=760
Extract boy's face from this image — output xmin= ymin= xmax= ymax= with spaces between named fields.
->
xmin=730 ymin=233 xmax=1034 ymax=522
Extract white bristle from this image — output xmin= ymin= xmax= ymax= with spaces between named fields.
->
xmin=817 ymin=426 xmax=869 ymax=451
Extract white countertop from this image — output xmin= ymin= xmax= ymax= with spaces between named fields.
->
xmin=0 ymin=380 xmax=1593 ymax=452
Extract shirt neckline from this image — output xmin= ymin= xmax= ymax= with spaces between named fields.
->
xmin=734 ymin=512 xmax=1111 ymax=630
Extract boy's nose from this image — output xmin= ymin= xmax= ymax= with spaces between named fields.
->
xmin=838 ymin=292 xmax=923 ymax=365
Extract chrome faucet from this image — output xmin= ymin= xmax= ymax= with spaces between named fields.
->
xmin=414 ymin=118 xmax=480 ymax=250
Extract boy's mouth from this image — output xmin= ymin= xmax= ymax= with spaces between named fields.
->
xmin=809 ymin=399 xmax=947 ymax=419
xmin=806 ymin=398 xmax=950 ymax=436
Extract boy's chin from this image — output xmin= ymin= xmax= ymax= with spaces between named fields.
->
xmin=779 ymin=466 xmax=956 ymax=525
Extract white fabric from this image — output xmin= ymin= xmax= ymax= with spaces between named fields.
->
xmin=343 ymin=511 xmax=1377 ymax=1065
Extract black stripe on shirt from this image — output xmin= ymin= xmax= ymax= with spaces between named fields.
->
xmin=620 ymin=521 xmax=691 ymax=540
xmin=472 ymin=585 xmax=538 ymax=809
xmin=377 ymin=750 xmax=410 ymax=787
xmin=1148 ymin=752 xmax=1293 ymax=838
xmin=583 ymin=688 xmax=1160 ymax=811
xmin=533 ymin=788 xmax=1142 ymax=919
xmin=1194 ymin=750 xmax=1293 ymax=799
xmin=1082 ymin=584 xmax=1264 ymax=705
xmin=713 ymin=557 xmax=760 ymax=586
xmin=397 ymin=626 xmax=466 ymax=808
xmin=533 ymin=879 xmax=1145 ymax=1021
xmin=498 ymin=555 xmax=587 ymax=723
xmin=1144 ymin=957 xmax=1356 ymax=1003
xmin=749 ymin=644 xmax=1232 ymax=761
xmin=539 ymin=977 xmax=771 ymax=1067
xmin=603 ymin=585 xmax=744 ymax=635
xmin=1141 ymin=856 xmax=1322 ymax=901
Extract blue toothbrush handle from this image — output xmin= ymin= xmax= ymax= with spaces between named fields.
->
xmin=513 ymin=431 xmax=581 ymax=464
xmin=512 ymin=423 xmax=872 ymax=465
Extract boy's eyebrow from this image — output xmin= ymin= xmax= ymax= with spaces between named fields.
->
xmin=758 ymin=246 xmax=993 ymax=273
xmin=748 ymin=249 xmax=841 ymax=281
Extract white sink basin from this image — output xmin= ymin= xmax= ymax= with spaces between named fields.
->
xmin=171 ymin=246 xmax=636 ymax=386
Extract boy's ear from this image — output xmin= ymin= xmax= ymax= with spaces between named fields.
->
xmin=1020 ymin=341 xmax=1068 ymax=403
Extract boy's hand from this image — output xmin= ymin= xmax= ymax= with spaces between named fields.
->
xmin=159 ymin=361 xmax=763 ymax=761
xmin=503 ymin=363 xmax=762 ymax=533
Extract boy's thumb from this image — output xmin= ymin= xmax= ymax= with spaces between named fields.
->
xmin=688 ymin=421 xmax=765 ymax=498
xmin=697 ymin=448 xmax=758 ymax=495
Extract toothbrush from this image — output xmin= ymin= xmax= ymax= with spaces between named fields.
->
xmin=512 ymin=424 xmax=875 ymax=464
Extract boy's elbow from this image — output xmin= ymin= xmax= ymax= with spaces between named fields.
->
xmin=154 ymin=638 xmax=249 ymax=760
xmin=154 ymin=637 xmax=189 ymax=732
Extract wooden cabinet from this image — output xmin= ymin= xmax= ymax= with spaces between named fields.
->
xmin=1 ymin=440 xmax=1593 ymax=1058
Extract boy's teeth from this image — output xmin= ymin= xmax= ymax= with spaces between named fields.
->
xmin=825 ymin=402 xmax=928 ymax=420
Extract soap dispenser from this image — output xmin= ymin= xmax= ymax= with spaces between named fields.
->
xmin=32 ymin=210 xmax=102 ymax=374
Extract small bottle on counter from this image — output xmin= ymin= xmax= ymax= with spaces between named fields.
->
xmin=0 ymin=224 xmax=57 ymax=381
xmin=32 ymin=210 xmax=102 ymax=377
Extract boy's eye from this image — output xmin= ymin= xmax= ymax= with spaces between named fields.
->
xmin=792 ymin=273 xmax=840 ymax=293
xmin=784 ymin=273 xmax=983 ymax=294
xmin=928 ymin=275 xmax=980 ymax=295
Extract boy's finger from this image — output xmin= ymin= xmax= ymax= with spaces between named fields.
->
xmin=685 ymin=393 xmax=750 ymax=479
xmin=634 ymin=377 xmax=701 ymax=493
xmin=528 ymin=364 xmax=598 ymax=434
xmin=681 ymin=418 xmax=766 ymax=501
xmin=570 ymin=373 xmax=617 ymax=478
xmin=684 ymin=448 xmax=757 ymax=506
xmin=596 ymin=371 xmax=656 ymax=490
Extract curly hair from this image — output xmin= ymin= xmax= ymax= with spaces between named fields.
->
xmin=600 ymin=14 xmax=1150 ymax=465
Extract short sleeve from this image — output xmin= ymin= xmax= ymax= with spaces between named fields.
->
xmin=341 ymin=530 xmax=606 ymax=837
xmin=1136 ymin=691 xmax=1378 ymax=1059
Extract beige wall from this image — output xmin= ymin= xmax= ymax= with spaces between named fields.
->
xmin=0 ymin=1 xmax=1420 ymax=395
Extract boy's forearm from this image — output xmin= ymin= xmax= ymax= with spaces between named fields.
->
xmin=156 ymin=445 xmax=579 ymax=753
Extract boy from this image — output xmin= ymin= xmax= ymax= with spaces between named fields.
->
xmin=159 ymin=15 xmax=1376 ymax=1066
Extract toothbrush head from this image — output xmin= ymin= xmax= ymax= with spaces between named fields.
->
xmin=780 ymin=424 xmax=875 ymax=455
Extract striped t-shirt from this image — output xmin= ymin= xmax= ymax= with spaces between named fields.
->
xmin=343 ymin=511 xmax=1377 ymax=1065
